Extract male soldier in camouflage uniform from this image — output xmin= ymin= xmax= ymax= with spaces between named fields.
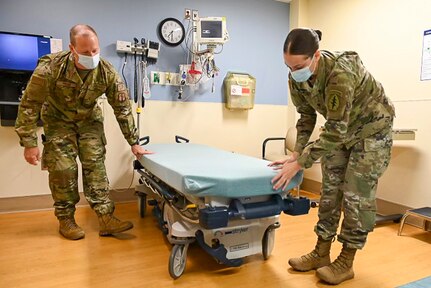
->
xmin=270 ymin=28 xmax=395 ymax=284
xmin=15 ymin=24 xmax=152 ymax=240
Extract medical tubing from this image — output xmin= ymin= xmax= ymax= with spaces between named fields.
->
xmin=140 ymin=41 xmax=147 ymax=105
xmin=133 ymin=38 xmax=138 ymax=103
xmin=182 ymin=19 xmax=193 ymax=62
xmin=133 ymin=53 xmax=137 ymax=103
xmin=137 ymin=61 xmax=144 ymax=108
xmin=136 ymin=62 xmax=141 ymax=140
xmin=184 ymin=21 xmax=195 ymax=57
xmin=142 ymin=60 xmax=150 ymax=100
xmin=121 ymin=54 xmax=128 ymax=89
xmin=213 ymin=44 xmax=224 ymax=54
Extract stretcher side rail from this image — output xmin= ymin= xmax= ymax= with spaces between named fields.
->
xmin=135 ymin=166 xmax=175 ymax=201
xmin=137 ymin=168 xmax=200 ymax=224
xmin=135 ymin=159 xmax=200 ymax=205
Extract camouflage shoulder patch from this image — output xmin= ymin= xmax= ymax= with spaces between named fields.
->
xmin=327 ymin=90 xmax=342 ymax=111
xmin=31 ymin=75 xmax=46 ymax=86
xmin=326 ymin=89 xmax=346 ymax=120
xmin=116 ymin=82 xmax=126 ymax=92
xmin=118 ymin=92 xmax=127 ymax=102
xmin=116 ymin=82 xmax=128 ymax=102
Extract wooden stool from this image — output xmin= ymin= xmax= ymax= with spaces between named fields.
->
xmin=398 ymin=207 xmax=431 ymax=236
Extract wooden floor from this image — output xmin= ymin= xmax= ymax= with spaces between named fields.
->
xmin=0 ymin=200 xmax=430 ymax=288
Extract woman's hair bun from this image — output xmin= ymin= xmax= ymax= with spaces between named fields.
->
xmin=313 ymin=29 xmax=322 ymax=41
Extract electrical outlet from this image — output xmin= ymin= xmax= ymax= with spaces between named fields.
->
xmin=184 ymin=9 xmax=191 ymax=20
xmin=192 ymin=10 xmax=199 ymax=21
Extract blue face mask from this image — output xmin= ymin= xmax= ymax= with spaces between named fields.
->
xmin=289 ymin=55 xmax=315 ymax=82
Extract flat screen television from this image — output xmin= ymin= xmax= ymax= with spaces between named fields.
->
xmin=0 ymin=31 xmax=52 ymax=126
xmin=0 ymin=31 xmax=51 ymax=72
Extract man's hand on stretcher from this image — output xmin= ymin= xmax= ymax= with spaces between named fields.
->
xmin=24 ymin=147 xmax=41 ymax=166
xmin=268 ymin=151 xmax=301 ymax=191
xmin=23 ymin=144 xmax=154 ymax=166
xmin=131 ymin=144 xmax=154 ymax=159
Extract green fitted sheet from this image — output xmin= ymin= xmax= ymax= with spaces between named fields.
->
xmin=138 ymin=143 xmax=303 ymax=198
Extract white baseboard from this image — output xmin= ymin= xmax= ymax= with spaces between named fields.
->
xmin=0 ymin=189 xmax=136 ymax=213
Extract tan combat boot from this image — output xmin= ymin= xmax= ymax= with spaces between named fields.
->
xmin=316 ymin=245 xmax=357 ymax=285
xmin=59 ymin=217 xmax=85 ymax=240
xmin=98 ymin=214 xmax=133 ymax=236
xmin=288 ymin=236 xmax=332 ymax=271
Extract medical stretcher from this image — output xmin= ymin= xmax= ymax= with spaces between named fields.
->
xmin=134 ymin=141 xmax=310 ymax=279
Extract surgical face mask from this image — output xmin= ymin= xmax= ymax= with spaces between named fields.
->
xmin=77 ymin=53 xmax=100 ymax=70
xmin=289 ymin=55 xmax=315 ymax=82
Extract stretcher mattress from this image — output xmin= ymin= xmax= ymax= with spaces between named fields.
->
xmin=138 ymin=143 xmax=303 ymax=197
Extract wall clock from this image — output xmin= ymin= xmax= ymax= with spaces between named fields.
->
xmin=157 ymin=18 xmax=185 ymax=47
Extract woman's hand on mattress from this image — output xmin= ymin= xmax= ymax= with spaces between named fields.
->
xmin=268 ymin=152 xmax=299 ymax=168
xmin=24 ymin=147 xmax=41 ymax=166
xmin=271 ymin=160 xmax=301 ymax=191
xmin=131 ymin=144 xmax=154 ymax=159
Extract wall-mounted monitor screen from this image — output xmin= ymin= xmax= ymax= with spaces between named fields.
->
xmin=0 ymin=31 xmax=51 ymax=72
xmin=196 ymin=17 xmax=228 ymax=44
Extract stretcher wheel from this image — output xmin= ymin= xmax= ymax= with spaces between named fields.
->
xmin=262 ymin=227 xmax=275 ymax=260
xmin=138 ymin=194 xmax=147 ymax=218
xmin=169 ymin=244 xmax=188 ymax=279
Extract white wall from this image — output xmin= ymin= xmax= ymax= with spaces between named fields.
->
xmin=0 ymin=1 xmax=293 ymax=200
xmin=0 ymin=100 xmax=289 ymax=198
xmin=291 ymin=0 xmax=431 ymax=208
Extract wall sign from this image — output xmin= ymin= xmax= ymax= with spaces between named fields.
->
xmin=420 ymin=29 xmax=431 ymax=81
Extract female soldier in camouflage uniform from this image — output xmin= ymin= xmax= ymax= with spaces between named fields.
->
xmin=270 ymin=28 xmax=395 ymax=284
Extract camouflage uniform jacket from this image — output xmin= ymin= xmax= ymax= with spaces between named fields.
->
xmin=290 ymin=50 xmax=395 ymax=169
xmin=15 ymin=51 xmax=138 ymax=147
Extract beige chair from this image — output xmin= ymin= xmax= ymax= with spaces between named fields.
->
xmin=262 ymin=127 xmax=297 ymax=162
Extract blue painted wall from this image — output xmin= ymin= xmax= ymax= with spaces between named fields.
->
xmin=0 ymin=0 xmax=290 ymax=105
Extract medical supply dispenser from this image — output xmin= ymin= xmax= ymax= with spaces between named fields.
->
xmin=223 ymin=72 xmax=256 ymax=110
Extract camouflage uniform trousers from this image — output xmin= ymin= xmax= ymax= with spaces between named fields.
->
xmin=315 ymin=123 xmax=393 ymax=249
xmin=42 ymin=120 xmax=114 ymax=219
